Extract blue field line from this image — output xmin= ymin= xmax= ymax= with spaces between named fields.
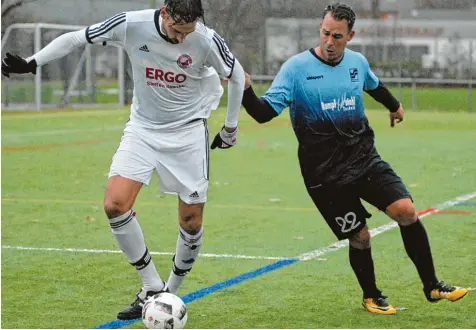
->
xmin=94 ymin=258 xmax=299 ymax=329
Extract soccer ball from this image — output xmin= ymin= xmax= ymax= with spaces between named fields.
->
xmin=142 ymin=292 xmax=188 ymax=329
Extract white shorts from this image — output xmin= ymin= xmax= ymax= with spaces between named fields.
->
xmin=109 ymin=120 xmax=209 ymax=204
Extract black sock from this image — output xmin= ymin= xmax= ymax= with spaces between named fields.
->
xmin=349 ymin=246 xmax=382 ymax=298
xmin=399 ymin=218 xmax=438 ymax=289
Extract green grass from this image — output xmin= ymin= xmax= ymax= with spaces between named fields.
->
xmin=1 ymin=79 xmax=120 ymax=104
xmin=1 ymin=104 xmax=476 ymax=328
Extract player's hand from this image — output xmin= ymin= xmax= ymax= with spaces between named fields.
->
xmin=244 ymin=72 xmax=252 ymax=90
xmin=2 ymin=52 xmax=37 ymax=78
xmin=390 ymin=105 xmax=404 ymax=128
xmin=210 ymin=126 xmax=238 ymax=150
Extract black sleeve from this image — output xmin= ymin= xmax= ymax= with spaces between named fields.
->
xmin=241 ymin=86 xmax=278 ymax=124
xmin=365 ymin=81 xmax=400 ymax=113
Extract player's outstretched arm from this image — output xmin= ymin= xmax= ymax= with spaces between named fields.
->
xmin=365 ymin=81 xmax=404 ymax=127
xmin=2 ymin=30 xmax=88 ymax=78
xmin=241 ymin=73 xmax=278 ymax=124
xmin=3 ymin=12 xmax=126 ymax=78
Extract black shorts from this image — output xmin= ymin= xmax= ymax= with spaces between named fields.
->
xmin=305 ymin=160 xmax=412 ymax=240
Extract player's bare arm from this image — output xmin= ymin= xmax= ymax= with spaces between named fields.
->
xmin=365 ymin=81 xmax=404 ymax=127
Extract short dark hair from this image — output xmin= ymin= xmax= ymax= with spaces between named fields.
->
xmin=164 ymin=0 xmax=204 ymax=24
xmin=322 ymin=3 xmax=356 ymax=31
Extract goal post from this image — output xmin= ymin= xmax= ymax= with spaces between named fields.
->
xmin=1 ymin=23 xmax=126 ymax=111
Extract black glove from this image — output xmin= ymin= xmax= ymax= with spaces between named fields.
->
xmin=2 ymin=52 xmax=37 ymax=78
xmin=210 ymin=126 xmax=238 ymax=150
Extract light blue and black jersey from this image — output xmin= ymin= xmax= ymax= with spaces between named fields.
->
xmin=259 ymin=49 xmax=385 ymax=185
xmin=262 ymin=48 xmax=379 ymax=142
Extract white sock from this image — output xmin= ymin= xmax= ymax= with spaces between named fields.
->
xmin=109 ymin=210 xmax=164 ymax=292
xmin=166 ymin=226 xmax=203 ymax=294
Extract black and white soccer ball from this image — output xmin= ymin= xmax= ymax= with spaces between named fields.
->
xmin=142 ymin=292 xmax=188 ymax=329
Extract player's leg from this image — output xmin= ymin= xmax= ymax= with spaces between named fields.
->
xmin=361 ymin=161 xmax=469 ymax=303
xmin=165 ymin=199 xmax=205 ymax=294
xmin=154 ymin=119 xmax=209 ymax=294
xmin=347 ymin=226 xmax=396 ymax=315
xmin=305 ymin=183 xmax=396 ymax=315
xmin=106 ymin=127 xmax=166 ymax=320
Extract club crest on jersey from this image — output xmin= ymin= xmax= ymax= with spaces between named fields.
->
xmin=177 ymin=54 xmax=193 ymax=69
xmin=349 ymin=68 xmax=359 ymax=82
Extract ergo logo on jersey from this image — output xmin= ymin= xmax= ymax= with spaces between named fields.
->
xmin=146 ymin=67 xmax=187 ymax=83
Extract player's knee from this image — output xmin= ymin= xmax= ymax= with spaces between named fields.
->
xmin=104 ymin=198 xmax=129 ymax=219
xmin=179 ymin=213 xmax=202 ymax=235
xmin=179 ymin=200 xmax=204 ymax=234
xmin=386 ymin=199 xmax=417 ymax=226
xmin=348 ymin=225 xmax=371 ymax=249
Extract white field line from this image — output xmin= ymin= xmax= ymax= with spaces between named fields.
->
xmin=298 ymin=191 xmax=476 ymax=261
xmin=0 ymin=245 xmax=289 ymax=261
xmin=3 ymin=192 xmax=475 ymax=263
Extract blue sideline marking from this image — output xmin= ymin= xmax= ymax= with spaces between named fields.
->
xmin=94 ymin=258 xmax=299 ymax=329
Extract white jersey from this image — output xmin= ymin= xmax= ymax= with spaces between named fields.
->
xmin=85 ymin=10 xmax=235 ymax=130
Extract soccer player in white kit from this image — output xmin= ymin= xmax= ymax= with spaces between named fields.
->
xmin=2 ymin=0 xmax=246 ymax=320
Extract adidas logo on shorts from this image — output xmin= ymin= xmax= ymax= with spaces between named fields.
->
xmin=189 ymin=191 xmax=199 ymax=198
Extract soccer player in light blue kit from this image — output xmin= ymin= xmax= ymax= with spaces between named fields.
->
xmin=242 ymin=3 xmax=469 ymax=315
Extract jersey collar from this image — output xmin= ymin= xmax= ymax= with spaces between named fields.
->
xmin=309 ymin=48 xmax=344 ymax=67
xmin=154 ymin=10 xmax=178 ymax=44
